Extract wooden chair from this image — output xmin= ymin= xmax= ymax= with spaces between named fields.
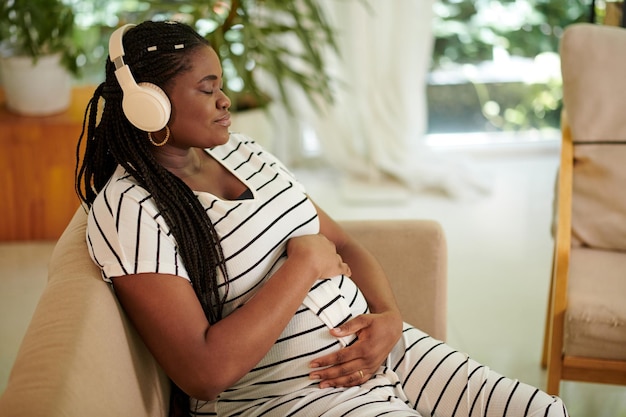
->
xmin=542 ymin=23 xmax=626 ymax=396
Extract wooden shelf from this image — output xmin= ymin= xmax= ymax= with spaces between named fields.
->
xmin=0 ymin=86 xmax=95 ymax=241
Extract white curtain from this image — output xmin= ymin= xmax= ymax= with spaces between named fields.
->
xmin=305 ymin=0 xmax=491 ymax=199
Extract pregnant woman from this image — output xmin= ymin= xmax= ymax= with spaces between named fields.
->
xmin=76 ymin=20 xmax=568 ymax=417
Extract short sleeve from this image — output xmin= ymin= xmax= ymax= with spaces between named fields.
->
xmin=86 ymin=170 xmax=190 ymax=283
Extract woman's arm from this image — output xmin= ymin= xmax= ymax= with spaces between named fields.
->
xmin=314 ymin=202 xmax=400 ymax=315
xmin=112 ymin=233 xmax=351 ymax=401
xmin=308 ymin=201 xmax=404 ymax=388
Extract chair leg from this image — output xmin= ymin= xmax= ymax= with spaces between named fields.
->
xmin=543 ymin=249 xmax=563 ymax=396
xmin=546 ymin=361 xmax=562 ymax=396
xmin=541 ymin=252 xmax=556 ymax=368
xmin=541 ymin=301 xmax=552 ymax=368
xmin=545 ymin=277 xmax=564 ymax=396
xmin=541 ymin=285 xmax=562 ymax=395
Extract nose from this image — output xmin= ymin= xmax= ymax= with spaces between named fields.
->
xmin=218 ymin=91 xmax=231 ymax=110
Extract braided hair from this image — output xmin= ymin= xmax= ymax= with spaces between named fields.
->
xmin=76 ymin=21 xmax=229 ymax=325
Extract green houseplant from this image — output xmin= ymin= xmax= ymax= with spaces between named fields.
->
xmin=0 ymin=0 xmax=79 ymax=73
xmin=119 ymin=0 xmax=339 ymax=114
xmin=0 ymin=0 xmax=80 ymax=115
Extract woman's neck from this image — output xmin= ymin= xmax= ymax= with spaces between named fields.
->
xmin=153 ymin=146 xmax=205 ymax=180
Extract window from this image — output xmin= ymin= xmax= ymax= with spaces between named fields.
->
xmin=428 ymin=0 xmax=590 ymax=138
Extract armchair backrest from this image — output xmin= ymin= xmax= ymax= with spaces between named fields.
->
xmin=560 ymin=23 xmax=626 ymax=251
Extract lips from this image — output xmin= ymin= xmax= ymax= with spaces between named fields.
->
xmin=215 ymin=113 xmax=231 ymax=127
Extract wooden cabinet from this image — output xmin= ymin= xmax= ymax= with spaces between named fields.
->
xmin=0 ymin=87 xmax=95 ymax=241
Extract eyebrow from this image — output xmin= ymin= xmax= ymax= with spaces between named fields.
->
xmin=198 ymin=74 xmax=220 ymax=84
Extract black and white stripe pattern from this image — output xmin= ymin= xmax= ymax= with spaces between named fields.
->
xmin=87 ymin=134 xmax=568 ymax=417
xmin=192 ymin=323 xmax=569 ymax=416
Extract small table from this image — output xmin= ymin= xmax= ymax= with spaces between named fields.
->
xmin=0 ymin=86 xmax=95 ymax=241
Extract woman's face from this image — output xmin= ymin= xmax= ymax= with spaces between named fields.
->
xmin=163 ymin=45 xmax=232 ymax=149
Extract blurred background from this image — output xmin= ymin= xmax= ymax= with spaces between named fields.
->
xmin=1 ymin=1 xmax=625 ymax=416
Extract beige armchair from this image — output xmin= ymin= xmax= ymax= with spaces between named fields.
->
xmin=0 ymin=208 xmax=447 ymax=417
xmin=542 ymin=23 xmax=626 ymax=395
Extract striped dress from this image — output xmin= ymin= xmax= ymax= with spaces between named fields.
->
xmin=87 ymin=133 xmax=568 ymax=417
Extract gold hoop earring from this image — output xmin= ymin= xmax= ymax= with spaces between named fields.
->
xmin=148 ymin=126 xmax=170 ymax=147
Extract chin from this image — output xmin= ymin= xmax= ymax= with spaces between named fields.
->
xmin=218 ymin=131 xmax=231 ymax=144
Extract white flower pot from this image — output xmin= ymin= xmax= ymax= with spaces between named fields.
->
xmin=0 ymin=53 xmax=71 ymax=116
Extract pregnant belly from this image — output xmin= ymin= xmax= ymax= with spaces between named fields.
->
xmin=220 ymin=275 xmax=369 ymax=401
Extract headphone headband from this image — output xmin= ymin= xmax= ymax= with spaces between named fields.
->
xmin=109 ymin=24 xmax=136 ymax=71
xmin=108 ymin=23 xmax=171 ymax=132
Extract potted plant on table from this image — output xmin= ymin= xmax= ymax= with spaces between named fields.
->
xmin=0 ymin=0 xmax=80 ymax=115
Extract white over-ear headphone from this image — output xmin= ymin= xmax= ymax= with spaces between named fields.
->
xmin=109 ymin=24 xmax=171 ymax=132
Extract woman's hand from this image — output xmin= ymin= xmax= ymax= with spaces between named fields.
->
xmin=308 ymin=310 xmax=403 ymax=388
xmin=287 ymin=234 xmax=352 ymax=281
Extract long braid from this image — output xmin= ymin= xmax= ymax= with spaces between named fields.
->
xmin=75 ymin=21 xmax=228 ymax=324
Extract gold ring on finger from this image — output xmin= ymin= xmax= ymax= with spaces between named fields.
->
xmin=358 ymin=369 xmax=364 ymax=379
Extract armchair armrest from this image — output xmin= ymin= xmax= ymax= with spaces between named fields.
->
xmin=340 ymin=219 xmax=447 ymax=341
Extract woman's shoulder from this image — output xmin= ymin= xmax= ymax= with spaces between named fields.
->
xmin=90 ymin=165 xmax=155 ymax=216
xmin=107 ymin=165 xmax=148 ymax=194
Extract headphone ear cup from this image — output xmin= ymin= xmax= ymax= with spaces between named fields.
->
xmin=121 ymin=82 xmax=171 ymax=132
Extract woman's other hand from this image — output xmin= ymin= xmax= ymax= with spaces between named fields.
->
xmin=308 ymin=310 xmax=403 ymax=388
xmin=287 ymin=234 xmax=352 ymax=280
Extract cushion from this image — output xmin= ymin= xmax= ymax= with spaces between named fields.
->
xmin=564 ymin=247 xmax=626 ymax=360
xmin=571 ymin=144 xmax=626 ymax=250
xmin=561 ymin=23 xmax=626 ymax=251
